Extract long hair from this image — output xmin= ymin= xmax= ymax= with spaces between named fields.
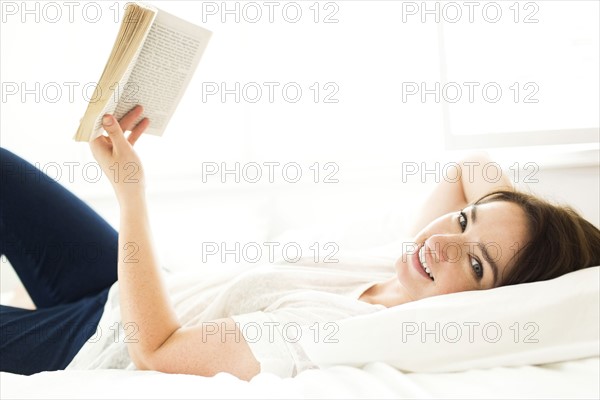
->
xmin=472 ymin=189 xmax=600 ymax=287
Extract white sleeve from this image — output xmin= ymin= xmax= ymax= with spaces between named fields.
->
xmin=231 ymin=311 xmax=320 ymax=378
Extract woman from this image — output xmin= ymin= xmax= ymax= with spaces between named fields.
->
xmin=1 ymin=105 xmax=599 ymax=380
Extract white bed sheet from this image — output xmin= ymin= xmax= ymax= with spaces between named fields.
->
xmin=2 ymin=356 xmax=598 ymax=399
xmin=2 ymin=244 xmax=599 ymax=398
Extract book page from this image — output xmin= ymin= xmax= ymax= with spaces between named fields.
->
xmin=112 ymin=6 xmax=212 ymax=136
xmin=75 ymin=2 xmax=158 ymax=142
xmin=90 ymin=40 xmax=148 ymax=138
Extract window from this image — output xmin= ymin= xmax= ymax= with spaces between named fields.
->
xmin=438 ymin=1 xmax=599 ymax=149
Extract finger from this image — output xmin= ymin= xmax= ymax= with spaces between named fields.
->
xmin=89 ymin=132 xmax=111 ymax=152
xmin=102 ymin=114 xmax=128 ymax=149
xmin=118 ymin=105 xmax=144 ymax=132
xmin=128 ymin=118 xmax=150 ymax=146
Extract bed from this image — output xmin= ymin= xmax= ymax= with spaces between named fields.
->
xmin=1 ymin=238 xmax=599 ymax=399
xmin=1 ymin=357 xmax=598 ymax=399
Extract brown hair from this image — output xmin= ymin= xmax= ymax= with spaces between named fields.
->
xmin=473 ymin=189 xmax=600 ymax=287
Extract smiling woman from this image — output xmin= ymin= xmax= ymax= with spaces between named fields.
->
xmin=0 ymin=109 xmax=599 ymax=380
xmin=358 ymin=160 xmax=600 ymax=308
xmin=357 ymin=199 xmax=529 ymax=307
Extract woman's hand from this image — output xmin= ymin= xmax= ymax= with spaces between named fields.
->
xmin=89 ymin=105 xmax=150 ymax=205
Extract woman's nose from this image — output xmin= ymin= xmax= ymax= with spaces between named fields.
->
xmin=427 ymin=235 xmax=464 ymax=265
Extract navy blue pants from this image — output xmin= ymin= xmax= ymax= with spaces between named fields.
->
xmin=0 ymin=147 xmax=119 ymax=375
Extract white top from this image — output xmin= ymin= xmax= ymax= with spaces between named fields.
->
xmin=66 ymin=256 xmax=393 ymax=378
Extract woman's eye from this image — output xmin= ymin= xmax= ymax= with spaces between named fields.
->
xmin=471 ymin=257 xmax=484 ymax=279
xmin=458 ymin=211 xmax=467 ymax=231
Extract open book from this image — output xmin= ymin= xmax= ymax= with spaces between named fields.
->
xmin=74 ymin=2 xmax=212 ymax=142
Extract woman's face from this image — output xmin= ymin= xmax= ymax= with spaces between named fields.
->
xmin=394 ymin=200 xmax=529 ymax=301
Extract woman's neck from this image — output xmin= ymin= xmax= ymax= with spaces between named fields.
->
xmin=358 ymin=276 xmax=413 ymax=308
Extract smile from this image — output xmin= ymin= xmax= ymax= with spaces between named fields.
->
xmin=412 ymin=243 xmax=434 ymax=281
xmin=419 ymin=245 xmax=435 ymax=280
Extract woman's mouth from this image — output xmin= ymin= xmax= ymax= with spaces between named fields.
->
xmin=412 ymin=243 xmax=434 ymax=281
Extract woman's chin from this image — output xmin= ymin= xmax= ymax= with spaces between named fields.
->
xmin=394 ymin=258 xmax=410 ymax=283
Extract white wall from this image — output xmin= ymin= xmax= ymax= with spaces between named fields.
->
xmin=1 ymin=1 xmax=599 ymax=297
xmin=514 ymin=165 xmax=600 ymax=228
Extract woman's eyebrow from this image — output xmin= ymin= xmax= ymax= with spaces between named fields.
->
xmin=469 ymin=205 xmax=499 ymax=286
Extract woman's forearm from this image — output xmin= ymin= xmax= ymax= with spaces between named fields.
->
xmin=117 ymin=193 xmax=180 ymax=366
xmin=407 ymin=153 xmax=514 ymax=237
xmin=88 ymin=108 xmax=177 ymax=366
xmin=458 ymin=154 xmax=514 ymax=204
xmin=407 ymin=172 xmax=468 ymax=238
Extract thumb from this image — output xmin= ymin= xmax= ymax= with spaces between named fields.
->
xmin=102 ymin=114 xmax=127 ymax=147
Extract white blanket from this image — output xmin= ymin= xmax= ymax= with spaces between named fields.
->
xmin=2 ymin=357 xmax=598 ymax=399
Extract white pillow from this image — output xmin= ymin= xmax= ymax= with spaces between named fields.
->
xmin=298 ymin=265 xmax=600 ymax=372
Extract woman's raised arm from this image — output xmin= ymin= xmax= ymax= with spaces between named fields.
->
xmin=407 ymin=152 xmax=514 ymax=238
xmin=89 ymin=107 xmax=260 ymax=380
